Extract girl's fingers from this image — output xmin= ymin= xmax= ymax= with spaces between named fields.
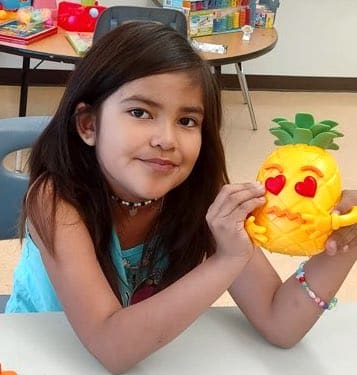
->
xmin=326 ymin=224 xmax=357 ymax=255
xmin=211 ymin=183 xmax=262 ymax=208
xmin=333 ymin=190 xmax=357 ymax=214
xmin=208 ymin=182 xmax=265 ymax=218
xmin=325 ymin=240 xmax=337 ymax=256
xmin=325 ymin=190 xmax=357 ymax=256
xmin=232 ymin=197 xmax=266 ymax=223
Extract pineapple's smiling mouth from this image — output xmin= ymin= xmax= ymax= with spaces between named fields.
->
xmin=264 ymin=206 xmax=305 ymax=224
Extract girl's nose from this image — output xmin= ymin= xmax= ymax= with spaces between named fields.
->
xmin=150 ymin=122 xmax=177 ymax=150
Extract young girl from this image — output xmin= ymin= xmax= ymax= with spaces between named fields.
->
xmin=6 ymin=22 xmax=357 ymax=374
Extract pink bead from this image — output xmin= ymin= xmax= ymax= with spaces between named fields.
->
xmin=295 ymin=262 xmax=337 ymax=311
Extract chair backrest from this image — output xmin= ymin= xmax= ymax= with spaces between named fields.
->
xmin=0 ymin=116 xmax=50 ymax=240
xmin=93 ymin=5 xmax=187 ymax=43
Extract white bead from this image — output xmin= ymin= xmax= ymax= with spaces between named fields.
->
xmin=308 ymin=290 xmax=316 ymax=299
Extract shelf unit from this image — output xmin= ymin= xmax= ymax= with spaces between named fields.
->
xmin=163 ymin=0 xmax=256 ymax=37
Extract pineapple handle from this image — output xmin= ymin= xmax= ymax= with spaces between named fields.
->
xmin=245 ymin=216 xmax=268 ymax=246
xmin=331 ymin=206 xmax=357 ymax=230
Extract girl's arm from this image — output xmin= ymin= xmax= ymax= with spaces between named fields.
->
xmin=229 ymin=190 xmax=357 ymax=348
xmin=229 ymin=246 xmax=356 ymax=348
xmin=32 ymin=183 xmax=265 ymax=374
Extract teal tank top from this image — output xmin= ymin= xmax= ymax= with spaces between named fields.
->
xmin=5 ymin=230 xmax=167 ymax=312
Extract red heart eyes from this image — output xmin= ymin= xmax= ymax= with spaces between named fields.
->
xmin=265 ymin=175 xmax=317 ymax=197
xmin=265 ymin=174 xmax=286 ymax=195
xmin=295 ymin=176 xmax=317 ymax=197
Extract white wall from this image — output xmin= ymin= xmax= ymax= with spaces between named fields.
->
xmin=237 ymin=0 xmax=357 ymax=77
xmin=1 ymin=0 xmax=357 ymax=77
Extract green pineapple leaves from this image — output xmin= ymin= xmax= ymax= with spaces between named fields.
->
xmin=270 ymin=113 xmax=344 ymax=150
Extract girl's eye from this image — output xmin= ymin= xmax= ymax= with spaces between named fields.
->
xmin=179 ymin=117 xmax=198 ymax=127
xmin=129 ymin=109 xmax=151 ymax=119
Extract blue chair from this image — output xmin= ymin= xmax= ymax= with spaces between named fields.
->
xmin=0 ymin=116 xmax=50 ymax=312
xmin=93 ymin=5 xmax=188 ymax=43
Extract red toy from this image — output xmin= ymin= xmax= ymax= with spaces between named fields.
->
xmin=57 ymin=1 xmax=106 ymax=32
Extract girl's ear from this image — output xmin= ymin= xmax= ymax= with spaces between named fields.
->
xmin=75 ymin=102 xmax=97 ymax=146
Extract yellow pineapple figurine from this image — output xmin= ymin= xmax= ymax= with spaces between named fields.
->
xmin=246 ymin=112 xmax=357 ymax=256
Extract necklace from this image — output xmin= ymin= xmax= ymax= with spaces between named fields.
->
xmin=111 ymin=195 xmax=159 ymax=216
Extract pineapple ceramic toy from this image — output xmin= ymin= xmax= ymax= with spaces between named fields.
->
xmin=246 ymin=112 xmax=357 ymax=256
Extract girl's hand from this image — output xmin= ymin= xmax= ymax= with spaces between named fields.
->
xmin=206 ymin=182 xmax=266 ymax=262
xmin=325 ymin=190 xmax=357 ymax=257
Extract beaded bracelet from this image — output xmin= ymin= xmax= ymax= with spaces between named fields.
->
xmin=295 ymin=261 xmax=338 ymax=310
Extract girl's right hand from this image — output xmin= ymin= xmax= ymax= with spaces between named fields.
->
xmin=326 ymin=189 xmax=357 ymax=257
xmin=206 ymin=182 xmax=266 ymax=263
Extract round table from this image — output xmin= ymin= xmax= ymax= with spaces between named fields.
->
xmin=0 ymin=28 xmax=81 ymax=117
xmin=195 ymin=28 xmax=277 ymax=130
xmin=0 ymin=26 xmax=277 ymax=128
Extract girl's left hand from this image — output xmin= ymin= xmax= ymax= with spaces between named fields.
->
xmin=325 ymin=190 xmax=357 ymax=256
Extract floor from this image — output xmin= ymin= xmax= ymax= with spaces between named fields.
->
xmin=1 ymin=86 xmax=357 ymax=306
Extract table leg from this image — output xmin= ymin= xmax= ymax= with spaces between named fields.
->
xmin=236 ymin=63 xmax=248 ymax=104
xmin=19 ymin=56 xmax=30 ymax=117
xmin=213 ymin=65 xmax=222 ymax=87
xmin=235 ymin=62 xmax=258 ymax=130
xmin=15 ymin=56 xmax=30 ymax=171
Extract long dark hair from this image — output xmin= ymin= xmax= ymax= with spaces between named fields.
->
xmin=22 ymin=21 xmax=229 ymax=301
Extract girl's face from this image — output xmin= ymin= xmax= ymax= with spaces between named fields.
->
xmin=79 ymin=71 xmax=204 ymax=202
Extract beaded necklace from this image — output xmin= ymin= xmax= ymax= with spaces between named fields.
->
xmin=111 ymin=195 xmax=159 ymax=216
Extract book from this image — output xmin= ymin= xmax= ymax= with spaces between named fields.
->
xmin=65 ymin=32 xmax=93 ymax=56
xmin=0 ymin=11 xmax=18 ymax=27
xmin=0 ymin=20 xmax=57 ymax=45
